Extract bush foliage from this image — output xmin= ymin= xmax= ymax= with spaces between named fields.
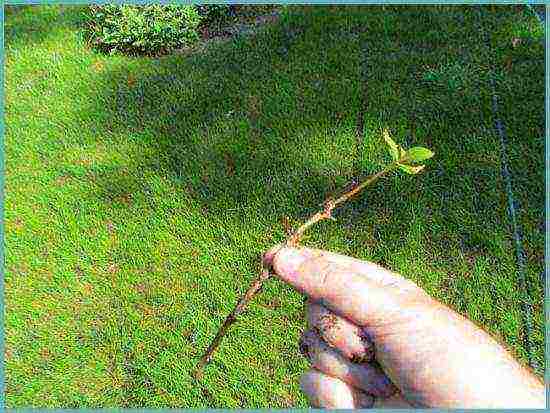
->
xmin=196 ymin=4 xmax=233 ymax=22
xmin=85 ymin=4 xmax=204 ymax=56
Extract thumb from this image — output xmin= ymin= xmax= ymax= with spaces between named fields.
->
xmin=265 ymin=246 xmax=430 ymax=330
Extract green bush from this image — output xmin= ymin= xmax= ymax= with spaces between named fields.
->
xmin=196 ymin=4 xmax=233 ymax=22
xmin=84 ymin=4 xmax=202 ymax=56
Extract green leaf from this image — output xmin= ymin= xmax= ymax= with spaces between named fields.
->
xmin=405 ymin=147 xmax=434 ymax=163
xmin=398 ymin=164 xmax=425 ymax=175
xmin=383 ymin=129 xmax=400 ymax=161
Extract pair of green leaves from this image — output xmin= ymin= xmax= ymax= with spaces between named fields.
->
xmin=383 ymin=129 xmax=434 ymax=174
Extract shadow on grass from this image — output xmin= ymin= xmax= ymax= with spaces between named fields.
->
xmin=83 ymin=8 xmax=542 ymax=273
xmin=83 ymin=5 xmax=543 ymax=259
xmin=82 ymin=8 xmax=367 ymax=219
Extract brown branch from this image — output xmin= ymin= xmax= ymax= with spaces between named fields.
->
xmin=194 ymin=266 xmax=271 ymax=379
xmin=333 ymin=167 xmax=389 ymax=207
xmin=193 ymin=163 xmax=397 ymax=379
xmin=286 ymin=203 xmax=334 ymax=247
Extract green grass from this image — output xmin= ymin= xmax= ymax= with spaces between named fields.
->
xmin=5 ymin=4 xmax=545 ymax=408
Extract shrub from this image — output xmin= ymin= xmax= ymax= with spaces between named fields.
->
xmin=196 ymin=4 xmax=234 ymax=23
xmin=84 ymin=4 xmax=202 ymax=56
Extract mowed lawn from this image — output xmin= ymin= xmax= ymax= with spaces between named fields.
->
xmin=5 ymin=5 xmax=545 ymax=408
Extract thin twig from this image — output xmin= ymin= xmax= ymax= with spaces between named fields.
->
xmin=194 ymin=163 xmax=398 ymax=379
xmin=194 ymin=266 xmax=272 ymax=379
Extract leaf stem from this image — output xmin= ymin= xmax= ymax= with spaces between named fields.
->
xmin=334 ymin=164 xmax=395 ymax=206
xmin=288 ymin=163 xmax=396 ymax=246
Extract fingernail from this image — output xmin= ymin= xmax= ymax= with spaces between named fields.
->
xmin=262 ymin=244 xmax=283 ymax=267
xmin=272 ymin=247 xmax=309 ymax=284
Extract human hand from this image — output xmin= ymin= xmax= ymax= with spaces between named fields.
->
xmin=264 ymin=246 xmax=545 ymax=409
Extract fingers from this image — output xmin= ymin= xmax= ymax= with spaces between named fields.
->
xmin=307 ymin=299 xmax=374 ymax=363
xmin=299 ymin=329 xmax=397 ymax=398
xmin=300 ymin=369 xmax=375 ymax=409
xmin=267 ymin=246 xmax=430 ymax=329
